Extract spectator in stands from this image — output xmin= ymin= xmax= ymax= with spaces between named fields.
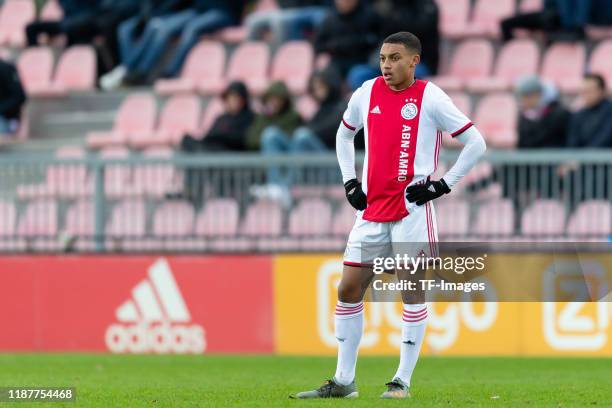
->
xmin=247 ymin=80 xmax=303 ymax=205
xmin=568 ymin=74 xmax=612 ymax=148
xmin=313 ymin=0 xmax=381 ymax=79
xmin=0 ymin=58 xmax=26 ymax=136
xmin=515 ymin=75 xmax=570 ymax=148
xmin=176 ymin=81 xmax=254 ymax=206
xmin=101 ymin=0 xmax=242 ymax=89
xmin=246 ymin=0 xmax=330 ymax=48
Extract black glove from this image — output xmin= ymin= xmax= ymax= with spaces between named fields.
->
xmin=344 ymin=178 xmax=367 ymax=210
xmin=406 ymin=178 xmax=450 ymax=206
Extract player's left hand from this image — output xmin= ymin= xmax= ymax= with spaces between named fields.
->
xmin=405 ymin=178 xmax=450 ymax=206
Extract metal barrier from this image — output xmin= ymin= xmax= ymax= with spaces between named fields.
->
xmin=0 ymin=150 xmax=610 ymax=253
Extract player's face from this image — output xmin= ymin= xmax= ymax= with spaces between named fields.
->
xmin=380 ymin=43 xmax=420 ymax=89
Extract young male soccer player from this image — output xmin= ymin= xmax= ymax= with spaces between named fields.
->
xmin=294 ymin=32 xmax=487 ymax=399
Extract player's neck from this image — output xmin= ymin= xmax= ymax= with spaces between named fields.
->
xmin=389 ymin=75 xmax=416 ymax=92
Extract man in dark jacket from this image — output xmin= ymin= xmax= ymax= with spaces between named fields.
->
xmin=568 ymin=74 xmax=612 ymax=148
xmin=313 ymin=0 xmax=381 ymax=77
xmin=0 ymin=59 xmax=27 ymax=135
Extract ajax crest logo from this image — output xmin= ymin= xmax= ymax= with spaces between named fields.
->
xmin=401 ymin=103 xmax=418 ymax=120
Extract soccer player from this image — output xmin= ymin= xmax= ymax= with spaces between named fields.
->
xmin=294 ymin=32 xmax=487 ymax=399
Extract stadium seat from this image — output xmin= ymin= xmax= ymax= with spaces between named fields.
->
xmin=332 ymin=204 xmax=356 ymax=236
xmin=87 ymin=93 xmax=157 ymax=149
xmin=0 ymin=200 xmax=16 ymax=237
xmin=154 ymin=41 xmax=226 ymax=95
xmin=521 ymin=199 xmax=565 ymax=237
xmin=40 ymin=0 xmax=63 ymax=20
xmin=270 ymin=41 xmax=313 ymax=95
xmin=99 ymin=147 xmax=132 ymax=198
xmin=519 ymin=0 xmax=542 ymax=12
xmin=106 ymin=200 xmax=146 ymax=238
xmin=198 ymin=98 xmax=224 ymax=137
xmin=296 ymin=95 xmax=318 ymax=121
xmin=432 ymin=39 xmax=494 ymax=91
xmin=17 ymin=199 xmax=58 ymax=238
xmin=152 ymin=201 xmax=195 ymax=237
xmin=442 ymin=93 xmax=471 ymax=149
xmin=241 ymin=201 xmax=283 ymax=237
xmin=195 ymin=198 xmax=240 ymax=237
xmin=437 ymin=0 xmax=470 ymax=39
xmin=435 ymin=199 xmax=470 ymax=238
xmin=566 ymin=200 xmax=611 ymax=237
xmin=473 ymin=199 xmax=515 ymax=237
xmin=34 ymin=46 xmax=97 ymax=96
xmin=467 ymin=39 xmax=540 ymax=93
xmin=132 ymin=147 xmax=180 ymax=197
xmin=289 ymin=198 xmax=332 ymax=236
xmin=463 ymin=0 xmax=515 ymax=38
xmin=588 ymin=40 xmax=612 ymax=93
xmin=224 ymin=42 xmax=270 ymax=94
xmin=16 ymin=47 xmax=55 ymax=96
xmin=129 ymin=95 xmax=201 ymax=148
xmin=541 ymin=43 xmax=585 ymax=94
xmin=474 ymin=93 xmax=517 ymax=148
xmin=0 ymin=0 xmax=35 ymax=47
xmin=63 ymin=200 xmax=95 ymax=237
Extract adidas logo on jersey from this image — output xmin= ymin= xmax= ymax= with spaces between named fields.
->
xmin=105 ymin=258 xmax=206 ymax=354
xmin=370 ymin=105 xmax=381 ymax=114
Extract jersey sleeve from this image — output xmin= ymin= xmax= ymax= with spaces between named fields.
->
xmin=341 ymin=86 xmax=364 ymax=133
xmin=431 ymin=83 xmax=473 ymax=137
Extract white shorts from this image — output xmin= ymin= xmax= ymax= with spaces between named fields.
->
xmin=343 ymin=201 xmax=439 ymax=267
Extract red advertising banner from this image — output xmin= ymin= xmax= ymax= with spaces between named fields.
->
xmin=0 ymin=256 xmax=274 ymax=354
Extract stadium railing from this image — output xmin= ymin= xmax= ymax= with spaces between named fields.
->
xmin=0 ymin=150 xmax=610 ymax=252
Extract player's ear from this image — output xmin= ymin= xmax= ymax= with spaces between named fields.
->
xmin=411 ymin=54 xmax=421 ymax=68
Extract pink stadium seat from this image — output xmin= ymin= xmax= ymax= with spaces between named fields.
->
xmin=332 ymin=204 xmax=356 ymax=236
xmin=289 ymin=198 xmax=332 ymax=236
xmin=589 ymin=40 xmax=612 ymax=93
xmin=41 ymin=0 xmax=63 ymax=20
xmin=16 ymin=47 xmax=55 ymax=96
xmin=99 ymin=147 xmax=132 ymax=198
xmin=437 ymin=0 xmax=470 ymax=39
xmin=436 ymin=199 xmax=470 ymax=238
xmin=473 ymin=199 xmax=515 ymax=237
xmin=225 ymin=42 xmax=270 ymax=94
xmin=0 ymin=200 xmax=16 ymax=237
xmin=17 ymin=199 xmax=58 ymax=238
xmin=463 ymin=0 xmax=515 ymax=38
xmin=129 ymin=95 xmax=201 ymax=148
xmin=541 ymin=43 xmax=585 ymax=94
xmin=154 ymin=41 xmax=226 ymax=95
xmin=519 ymin=0 xmax=542 ymax=12
xmin=474 ymin=93 xmax=517 ymax=148
xmin=521 ymin=200 xmax=565 ymax=237
xmin=241 ymin=201 xmax=283 ymax=237
xmin=467 ymin=39 xmax=540 ymax=92
xmin=33 ymin=46 xmax=97 ymax=96
xmin=63 ymin=200 xmax=94 ymax=237
xmin=270 ymin=41 xmax=313 ymax=95
xmin=152 ymin=201 xmax=195 ymax=237
xmin=195 ymin=198 xmax=240 ymax=237
xmin=106 ymin=200 xmax=146 ymax=238
xmin=566 ymin=200 xmax=611 ymax=237
xmin=0 ymin=0 xmax=35 ymax=47
xmin=87 ymin=93 xmax=157 ymax=149
xmin=132 ymin=147 xmax=179 ymax=197
xmin=199 ymin=98 xmax=224 ymax=137
xmin=586 ymin=25 xmax=612 ymax=40
xmin=432 ymin=40 xmax=494 ymax=91
xmin=296 ymin=95 xmax=318 ymax=121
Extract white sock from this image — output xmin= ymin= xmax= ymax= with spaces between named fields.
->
xmin=393 ymin=303 xmax=428 ymax=387
xmin=333 ymin=301 xmax=364 ymax=385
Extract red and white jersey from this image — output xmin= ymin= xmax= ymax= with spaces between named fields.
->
xmin=341 ymin=77 xmax=473 ymax=223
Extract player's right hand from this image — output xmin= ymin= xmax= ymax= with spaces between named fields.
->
xmin=344 ymin=178 xmax=367 ymax=211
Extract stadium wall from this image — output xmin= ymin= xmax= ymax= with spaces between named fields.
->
xmin=0 ymin=255 xmax=610 ymax=356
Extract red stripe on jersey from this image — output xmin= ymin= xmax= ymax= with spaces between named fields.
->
xmin=342 ymin=118 xmax=356 ymax=131
xmin=363 ymin=78 xmax=427 ymax=222
xmin=451 ymin=122 xmax=473 ymax=137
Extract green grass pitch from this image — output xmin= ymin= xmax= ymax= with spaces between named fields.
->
xmin=0 ymin=354 xmax=610 ymax=407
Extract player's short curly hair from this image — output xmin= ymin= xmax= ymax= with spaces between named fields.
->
xmin=383 ymin=32 xmax=422 ymax=55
